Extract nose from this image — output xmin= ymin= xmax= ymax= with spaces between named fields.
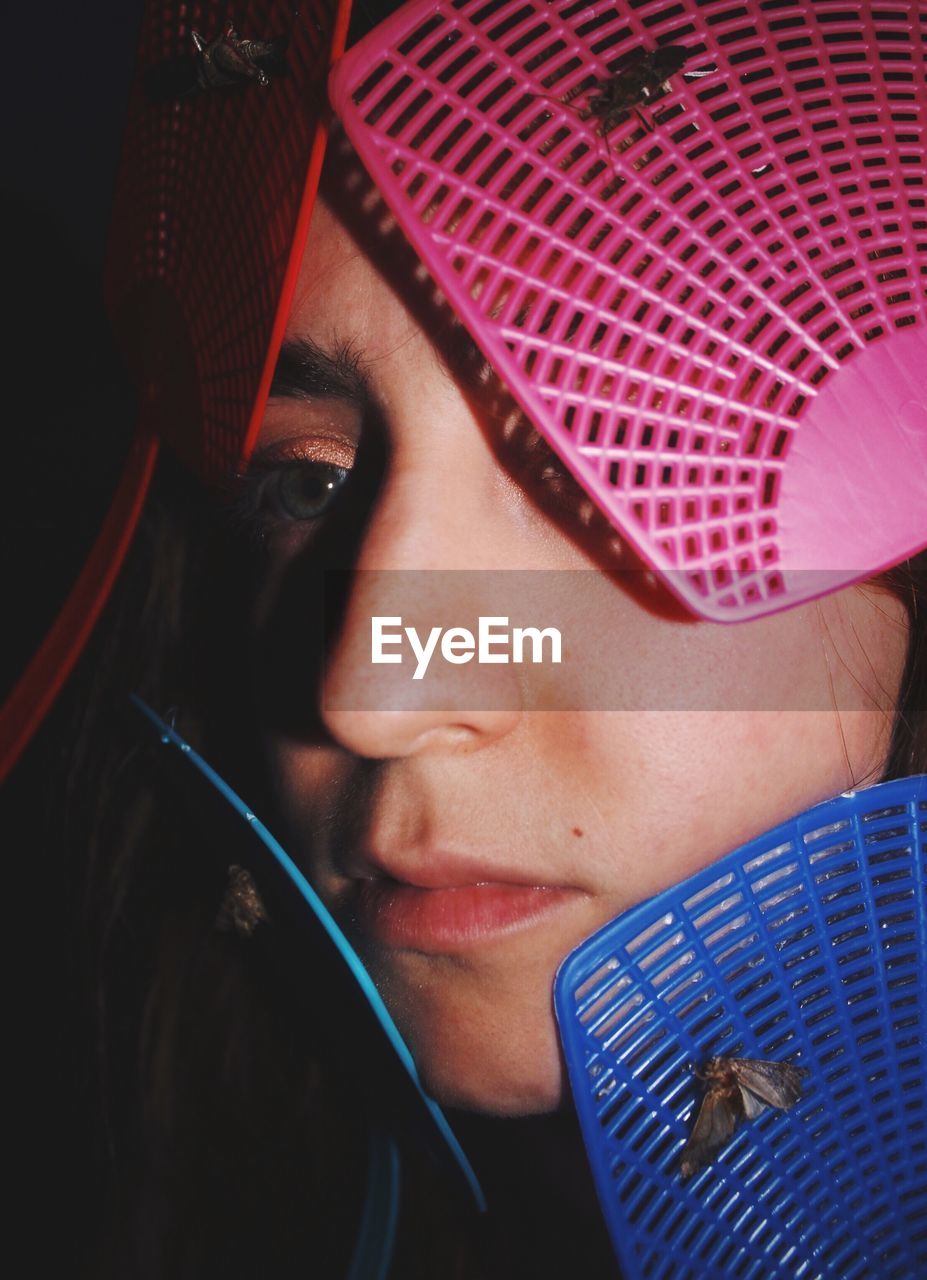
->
xmin=319 ymin=458 xmax=525 ymax=759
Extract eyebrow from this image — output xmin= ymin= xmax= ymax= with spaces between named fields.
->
xmin=271 ymin=324 xmax=499 ymax=407
xmin=270 ymin=337 xmax=369 ymax=401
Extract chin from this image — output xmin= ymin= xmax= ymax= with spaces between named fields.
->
xmin=378 ymin=957 xmax=569 ymax=1116
xmin=416 ymin=1031 xmax=566 ymax=1116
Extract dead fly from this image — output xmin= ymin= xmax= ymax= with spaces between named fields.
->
xmin=584 ymin=45 xmax=692 ymax=136
xmin=680 ymin=1056 xmax=810 ymax=1179
xmin=145 ymin=22 xmax=288 ymax=101
xmin=192 ymin=24 xmax=289 ymax=90
xmin=534 ymin=44 xmax=713 ymax=163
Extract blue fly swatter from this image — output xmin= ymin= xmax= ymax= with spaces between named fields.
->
xmin=556 ymin=774 xmax=927 ymax=1280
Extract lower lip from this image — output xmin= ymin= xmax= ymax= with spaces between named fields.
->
xmin=350 ymin=880 xmax=580 ymax=951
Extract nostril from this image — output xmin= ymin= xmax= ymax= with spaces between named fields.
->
xmin=406 ymin=721 xmax=505 ymax=758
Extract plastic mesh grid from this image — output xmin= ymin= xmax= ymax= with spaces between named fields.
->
xmin=330 ymin=0 xmax=927 ymax=621
xmin=105 ymin=0 xmax=343 ymax=482
xmin=554 ymin=775 xmax=927 ymax=1279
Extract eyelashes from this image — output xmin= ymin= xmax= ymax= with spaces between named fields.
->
xmin=229 ymin=459 xmax=352 ymax=541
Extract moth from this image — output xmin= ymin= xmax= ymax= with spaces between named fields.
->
xmin=215 ymin=864 xmax=270 ymax=937
xmin=679 ymin=1056 xmax=810 ymax=1179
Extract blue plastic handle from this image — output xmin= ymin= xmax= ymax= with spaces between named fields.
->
xmin=130 ymin=695 xmax=486 ymax=1222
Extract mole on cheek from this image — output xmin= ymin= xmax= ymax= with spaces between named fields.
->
xmin=572 ymin=827 xmax=583 ymax=837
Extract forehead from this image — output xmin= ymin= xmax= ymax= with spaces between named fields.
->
xmin=283 ymin=146 xmax=491 ymax=394
xmin=285 ymin=195 xmax=416 ymax=361
xmin=284 ymin=131 xmax=455 ymax=372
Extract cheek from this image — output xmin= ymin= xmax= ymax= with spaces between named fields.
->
xmin=260 ymin=737 xmax=343 ymax=850
xmin=490 ymin=712 xmax=793 ymax=889
xmin=559 ymin=710 xmax=858 ymax=898
xmin=560 ymin=591 xmax=907 ymax=902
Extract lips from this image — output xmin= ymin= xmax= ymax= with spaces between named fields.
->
xmin=339 ymin=848 xmax=585 ymax=951
xmin=349 ymin=878 xmax=580 ymax=950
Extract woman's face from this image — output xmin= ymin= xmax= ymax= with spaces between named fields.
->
xmin=250 ymin=159 xmax=909 ymax=1115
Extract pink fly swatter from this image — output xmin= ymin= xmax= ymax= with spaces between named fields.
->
xmin=330 ymin=0 xmax=927 ymax=621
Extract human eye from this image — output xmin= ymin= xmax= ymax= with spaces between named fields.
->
xmin=230 ymin=437 xmax=355 ymax=544
xmin=258 ymin=460 xmax=350 ymax=523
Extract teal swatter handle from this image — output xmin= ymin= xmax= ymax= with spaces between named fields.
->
xmin=130 ymin=696 xmax=483 ymax=1202
xmin=129 ymin=696 xmax=485 ymax=1274
xmin=347 ymin=1130 xmax=401 ymax=1280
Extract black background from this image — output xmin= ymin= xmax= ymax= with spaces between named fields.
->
xmin=5 ymin=5 xmax=143 ymax=1271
